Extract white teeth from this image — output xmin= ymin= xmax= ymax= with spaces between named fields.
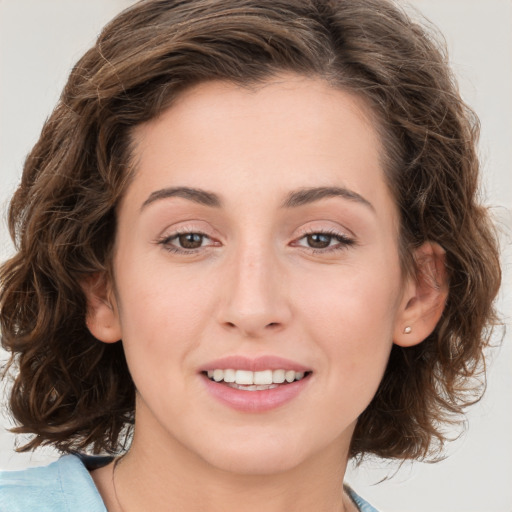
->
xmin=205 ymin=368 xmax=308 ymax=385
xmin=285 ymin=370 xmax=295 ymax=383
xmin=223 ymin=368 xmax=236 ymax=383
xmin=272 ymin=369 xmax=285 ymax=383
xmin=228 ymin=383 xmax=279 ymax=391
xmin=235 ymin=370 xmax=254 ymax=385
xmin=253 ymin=370 xmax=273 ymax=385
xmin=213 ymin=369 xmax=224 ymax=382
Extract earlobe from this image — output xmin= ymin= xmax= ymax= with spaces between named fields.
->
xmin=81 ymin=273 xmax=122 ymax=344
xmin=394 ymin=242 xmax=449 ymax=347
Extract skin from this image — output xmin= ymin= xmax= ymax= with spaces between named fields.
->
xmin=86 ymin=75 xmax=447 ymax=512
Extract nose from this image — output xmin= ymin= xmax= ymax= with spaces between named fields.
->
xmin=217 ymin=244 xmax=292 ymax=338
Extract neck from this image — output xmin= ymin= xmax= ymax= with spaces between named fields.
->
xmin=111 ymin=429 xmax=352 ymax=512
xmin=100 ymin=395 xmax=358 ymax=512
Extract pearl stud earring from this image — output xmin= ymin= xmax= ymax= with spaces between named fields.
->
xmin=403 ymin=326 xmax=412 ymax=334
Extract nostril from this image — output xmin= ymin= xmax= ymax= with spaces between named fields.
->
xmin=221 ymin=319 xmax=284 ymax=335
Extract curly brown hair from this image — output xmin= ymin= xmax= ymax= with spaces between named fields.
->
xmin=0 ymin=0 xmax=501 ymax=460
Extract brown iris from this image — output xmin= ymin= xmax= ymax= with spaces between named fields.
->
xmin=178 ymin=233 xmax=204 ymax=249
xmin=306 ymin=233 xmax=333 ymax=249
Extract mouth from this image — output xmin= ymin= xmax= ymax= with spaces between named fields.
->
xmin=199 ymin=355 xmax=313 ymax=411
xmin=202 ymin=369 xmax=312 ymax=391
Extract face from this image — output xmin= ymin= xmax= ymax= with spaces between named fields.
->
xmin=95 ymin=75 xmax=415 ymax=475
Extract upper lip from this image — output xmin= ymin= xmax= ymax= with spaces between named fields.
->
xmin=199 ymin=355 xmax=311 ymax=373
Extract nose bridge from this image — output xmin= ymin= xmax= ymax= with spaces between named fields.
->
xmin=219 ymin=237 xmax=290 ymax=337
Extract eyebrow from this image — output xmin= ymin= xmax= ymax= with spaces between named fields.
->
xmin=141 ymin=187 xmax=222 ymax=210
xmin=141 ymin=185 xmax=374 ymax=212
xmin=281 ymin=186 xmax=375 ymax=211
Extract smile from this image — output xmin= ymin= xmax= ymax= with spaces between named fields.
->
xmin=205 ymin=369 xmax=308 ymax=390
xmin=201 ymin=358 xmax=313 ymax=412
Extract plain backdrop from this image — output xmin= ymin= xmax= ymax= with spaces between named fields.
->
xmin=0 ymin=1 xmax=511 ymax=511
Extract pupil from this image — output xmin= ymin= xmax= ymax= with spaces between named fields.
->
xmin=179 ymin=233 xmax=203 ymax=249
xmin=307 ymin=233 xmax=331 ymax=248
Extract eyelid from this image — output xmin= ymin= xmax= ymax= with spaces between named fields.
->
xmin=154 ymin=221 xmax=222 ymax=254
xmin=294 ymin=221 xmax=355 ymax=240
xmin=154 ymin=221 xmax=356 ymax=255
xmin=293 ymin=229 xmax=354 ymax=244
xmin=296 ymin=227 xmax=349 ymax=239
xmin=157 ymin=232 xmax=219 ymax=256
xmin=290 ymin=224 xmax=357 ymax=254
xmin=157 ymin=221 xmax=218 ymax=240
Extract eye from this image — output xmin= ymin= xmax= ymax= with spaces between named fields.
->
xmin=157 ymin=231 xmax=216 ymax=254
xmin=304 ymin=233 xmax=335 ymax=249
xmin=175 ymin=232 xmax=205 ymax=249
xmin=293 ymin=230 xmax=355 ymax=252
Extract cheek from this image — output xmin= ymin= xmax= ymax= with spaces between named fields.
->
xmin=113 ymin=269 xmax=217 ymax=418
xmin=296 ymin=261 xmax=401 ymax=381
xmin=114 ymin=259 xmax=216 ymax=364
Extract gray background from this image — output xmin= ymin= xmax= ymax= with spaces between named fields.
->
xmin=1 ymin=1 xmax=511 ymax=510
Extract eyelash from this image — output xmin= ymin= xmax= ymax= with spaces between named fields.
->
xmin=293 ymin=229 xmax=355 ymax=254
xmin=156 ymin=229 xmax=355 ymax=255
xmin=156 ymin=229 xmax=215 ymax=255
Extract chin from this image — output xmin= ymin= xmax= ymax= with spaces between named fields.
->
xmin=207 ymin=452 xmax=304 ymax=476
xmin=198 ymin=435 xmax=309 ymax=476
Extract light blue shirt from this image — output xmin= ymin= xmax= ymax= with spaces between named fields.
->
xmin=0 ymin=455 xmax=379 ymax=511
xmin=0 ymin=455 xmax=106 ymax=512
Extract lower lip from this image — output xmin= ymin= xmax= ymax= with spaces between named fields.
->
xmin=201 ymin=374 xmax=311 ymax=413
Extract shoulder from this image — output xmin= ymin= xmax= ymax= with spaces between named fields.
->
xmin=346 ymin=485 xmax=381 ymax=512
xmin=0 ymin=454 xmax=107 ymax=512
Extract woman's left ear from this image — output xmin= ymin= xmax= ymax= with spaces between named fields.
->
xmin=394 ymin=242 xmax=449 ymax=347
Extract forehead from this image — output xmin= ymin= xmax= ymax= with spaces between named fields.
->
xmin=125 ymin=75 xmax=395 ymax=220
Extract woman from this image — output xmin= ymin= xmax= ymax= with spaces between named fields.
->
xmin=0 ymin=1 xmax=501 ymax=511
